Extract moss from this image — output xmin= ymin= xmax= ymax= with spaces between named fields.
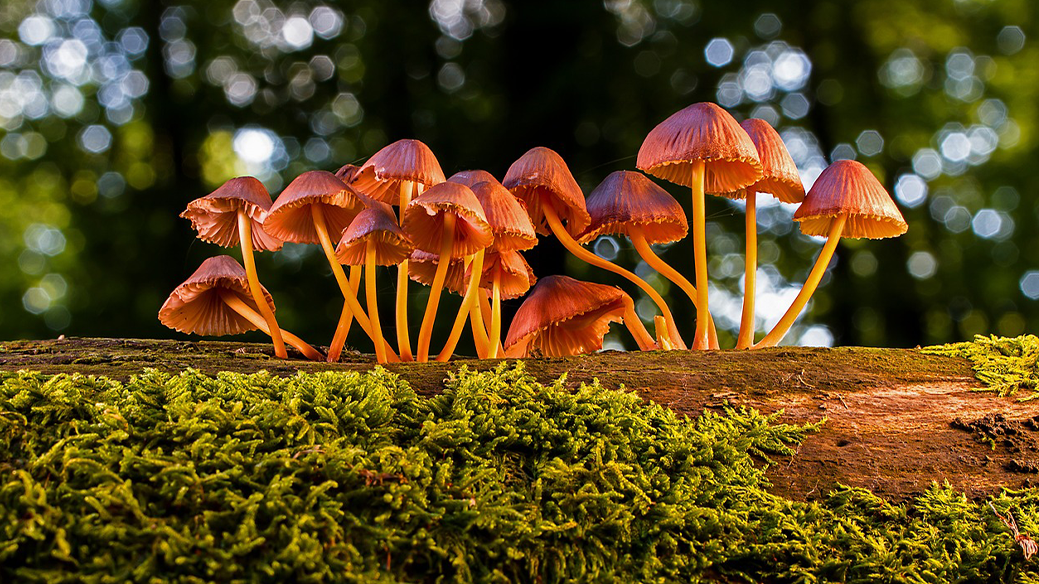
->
xmin=924 ymin=334 xmax=1039 ymax=401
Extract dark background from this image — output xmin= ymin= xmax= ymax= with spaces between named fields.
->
xmin=0 ymin=0 xmax=1035 ymax=352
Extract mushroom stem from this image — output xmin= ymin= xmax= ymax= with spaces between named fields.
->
xmin=417 ymin=213 xmax=456 ymax=362
xmin=217 ymin=289 xmax=324 ymax=361
xmin=488 ymin=274 xmax=502 ymax=358
xmin=654 ymin=315 xmax=677 ymax=350
xmin=622 ymin=301 xmax=656 ymax=351
xmin=543 ymin=204 xmax=687 ymax=349
xmin=437 ymin=250 xmax=487 ymax=361
xmin=630 ymin=232 xmax=719 ymax=350
xmin=395 ymin=182 xmax=415 ymax=361
xmin=689 ymin=159 xmax=710 ymax=350
xmin=365 ymin=241 xmax=388 ymax=363
xmin=237 ymin=210 xmax=287 ymax=359
xmin=736 ymin=190 xmax=757 ymax=349
xmin=327 ymin=265 xmax=362 ymax=363
xmin=480 ymin=293 xmax=504 ymax=357
xmin=311 ymin=205 xmax=400 ymax=362
xmin=754 ymin=214 xmax=847 ymax=349
xmin=467 ymin=290 xmax=490 ymax=358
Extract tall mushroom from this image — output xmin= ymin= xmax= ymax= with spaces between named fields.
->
xmin=402 ymin=181 xmax=493 ymax=361
xmin=180 ymin=176 xmax=288 ymax=358
xmin=159 ymin=255 xmax=323 ymax=360
xmin=503 ymin=146 xmax=686 ymax=349
xmin=754 ymin=160 xmax=907 ymax=348
xmin=637 ymin=103 xmax=762 ymax=349
xmin=732 ymin=119 xmax=806 ymax=349
xmin=264 ymin=170 xmax=398 ymax=361
xmin=504 ymin=275 xmax=655 ymax=358
xmin=350 ymin=139 xmax=446 ymax=362
xmin=580 ymin=170 xmax=719 ymax=349
xmin=335 ymin=206 xmax=414 ymax=364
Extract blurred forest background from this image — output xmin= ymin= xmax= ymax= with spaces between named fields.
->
xmin=0 ymin=0 xmax=1035 ymax=352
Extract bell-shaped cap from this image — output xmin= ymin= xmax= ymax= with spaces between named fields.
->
xmin=448 ymin=169 xmax=501 ymax=188
xmin=502 ymin=146 xmax=591 ymax=238
xmin=733 ymin=119 xmax=805 ymax=204
xmin=408 ymin=250 xmax=468 ymax=295
xmin=504 ymin=275 xmax=632 ymax=357
xmin=402 ymin=181 xmax=493 ymax=256
xmin=467 ymin=249 xmax=537 ymax=299
xmin=180 ymin=176 xmax=284 ymax=251
xmin=470 ymin=180 xmax=537 ymax=252
xmin=637 ymin=102 xmax=762 ymax=194
xmin=264 ymin=170 xmax=366 ymax=245
xmin=158 ymin=255 xmax=274 ymax=337
xmin=350 ymin=139 xmax=446 ymax=205
xmin=335 ymin=207 xmax=414 ymax=266
xmin=579 ymin=171 xmax=688 ymax=245
xmin=794 ymin=160 xmax=908 ymax=239
xmin=335 ymin=163 xmax=362 ymax=183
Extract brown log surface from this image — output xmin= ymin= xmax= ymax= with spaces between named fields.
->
xmin=2 ymin=337 xmax=1036 ymax=502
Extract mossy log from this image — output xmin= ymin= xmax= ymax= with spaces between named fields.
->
xmin=2 ymin=337 xmax=1036 ymax=502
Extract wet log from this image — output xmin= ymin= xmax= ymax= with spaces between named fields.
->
xmin=2 ymin=336 xmax=1036 ymax=502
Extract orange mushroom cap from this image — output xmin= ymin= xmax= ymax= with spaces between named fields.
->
xmin=402 ymin=181 xmax=494 ymax=256
xmin=334 ymin=207 xmax=414 ymax=266
xmin=158 ymin=255 xmax=275 ymax=336
xmin=637 ymin=102 xmax=762 ymax=194
xmin=466 ymin=249 xmax=537 ymax=299
xmin=470 ymin=180 xmax=537 ymax=252
xmin=350 ymin=139 xmax=446 ymax=205
xmin=408 ymin=250 xmax=468 ymax=295
xmin=448 ymin=169 xmax=501 ymax=189
xmin=335 ymin=163 xmax=362 ymax=183
xmin=504 ymin=275 xmax=633 ymax=357
xmin=264 ymin=170 xmax=365 ymax=245
xmin=502 ymin=146 xmax=591 ymax=238
xmin=579 ymin=170 xmax=688 ymax=245
xmin=180 ymin=176 xmax=284 ymax=251
xmin=794 ymin=160 xmax=908 ymax=239
xmin=733 ymin=119 xmax=805 ymax=204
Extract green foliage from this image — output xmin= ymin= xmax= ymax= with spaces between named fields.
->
xmin=0 ymin=363 xmax=1037 ymax=582
xmin=924 ymin=334 xmax=1039 ymax=401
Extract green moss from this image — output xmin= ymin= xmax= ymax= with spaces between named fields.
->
xmin=0 ymin=364 xmax=1037 ymax=582
xmin=924 ymin=334 xmax=1039 ymax=401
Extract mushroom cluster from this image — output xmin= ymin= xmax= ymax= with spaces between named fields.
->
xmin=161 ymin=102 xmax=907 ymax=362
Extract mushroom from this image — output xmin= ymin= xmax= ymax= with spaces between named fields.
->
xmin=504 ymin=275 xmax=655 ymax=358
xmin=580 ymin=170 xmax=719 ymax=349
xmin=731 ymin=119 xmax=806 ymax=349
xmin=180 ymin=176 xmax=288 ymax=358
xmin=264 ymin=170 xmax=398 ymax=361
xmin=350 ymin=140 xmax=446 ymax=362
xmin=637 ymin=103 xmax=762 ymax=349
xmin=334 ymin=206 xmax=414 ymax=363
xmin=503 ymin=146 xmax=684 ymax=349
xmin=159 ymin=255 xmax=323 ymax=360
xmin=401 ymin=181 xmax=493 ymax=361
xmin=447 ymin=169 xmax=501 ymax=188
xmin=754 ymin=160 xmax=907 ymax=348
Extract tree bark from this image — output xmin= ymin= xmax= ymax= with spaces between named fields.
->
xmin=2 ymin=337 xmax=1036 ymax=502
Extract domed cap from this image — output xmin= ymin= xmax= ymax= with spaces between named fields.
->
xmin=264 ymin=170 xmax=365 ymax=244
xmin=794 ymin=160 xmax=908 ymax=239
xmin=158 ymin=255 xmax=274 ymax=337
xmin=180 ymin=176 xmax=283 ymax=251
xmin=350 ymin=139 xmax=446 ymax=205
xmin=735 ymin=119 xmax=805 ymax=204
xmin=504 ymin=275 xmax=632 ymax=357
xmin=448 ymin=169 xmax=500 ymax=188
xmin=334 ymin=207 xmax=414 ymax=266
xmin=502 ymin=146 xmax=591 ymax=238
xmin=579 ymin=171 xmax=688 ymax=245
xmin=468 ymin=249 xmax=537 ymax=299
xmin=402 ymin=181 xmax=494 ymax=256
xmin=637 ymin=102 xmax=762 ymax=194
xmin=408 ymin=250 xmax=467 ymax=295
xmin=471 ymin=180 xmax=537 ymax=252
xmin=335 ymin=163 xmax=362 ymax=183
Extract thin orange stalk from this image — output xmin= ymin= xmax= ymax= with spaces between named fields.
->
xmin=395 ymin=181 xmax=415 ymax=361
xmin=488 ymin=274 xmax=502 ymax=358
xmin=416 ymin=213 xmax=455 ymax=362
xmin=365 ymin=241 xmax=388 ymax=363
xmin=327 ymin=265 xmax=362 ymax=362
xmin=218 ymin=289 xmax=323 ymax=360
xmin=689 ymin=159 xmax=710 ymax=350
xmin=237 ymin=210 xmax=287 ymax=358
xmin=736 ymin=190 xmax=757 ymax=349
xmin=437 ymin=250 xmax=487 ymax=361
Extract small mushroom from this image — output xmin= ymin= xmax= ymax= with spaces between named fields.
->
xmin=638 ymin=103 xmax=762 ymax=348
xmin=159 ymin=256 xmax=322 ymax=360
xmin=503 ymin=146 xmax=686 ymax=349
xmin=447 ymin=169 xmax=501 ymax=189
xmin=504 ymin=275 xmax=655 ymax=357
xmin=180 ymin=176 xmax=288 ymax=358
xmin=754 ymin=160 xmax=907 ymax=348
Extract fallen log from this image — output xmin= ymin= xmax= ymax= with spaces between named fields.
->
xmin=2 ymin=336 xmax=1036 ymax=502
